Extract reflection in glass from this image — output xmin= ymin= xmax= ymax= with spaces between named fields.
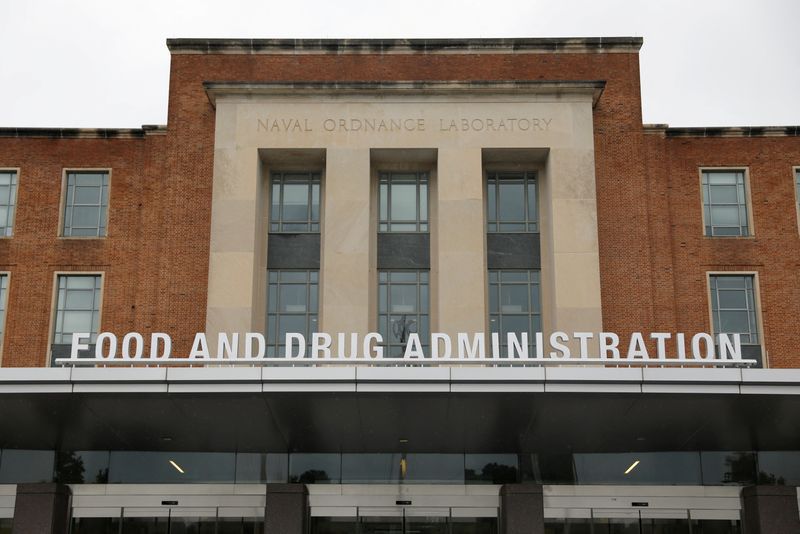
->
xmin=378 ymin=270 xmax=429 ymax=357
xmin=757 ymin=451 xmax=800 ymax=485
xmin=289 ymin=453 xmax=340 ymax=483
xmin=486 ymin=171 xmax=538 ymax=232
xmin=359 ymin=516 xmax=403 ymax=534
xmin=310 ymin=517 xmax=358 ymax=534
xmin=488 ymin=270 xmax=541 ymax=357
xmin=544 ymin=518 xmax=591 ymax=534
xmin=640 ymin=518 xmax=690 ymax=534
xmin=592 ymin=518 xmax=640 ymax=534
xmin=378 ymin=172 xmax=429 ymax=232
xmin=574 ymin=452 xmax=701 ymax=485
xmin=406 ymin=515 xmax=449 ymax=534
xmin=121 ymin=517 xmax=169 ymax=534
xmin=217 ymin=518 xmax=265 ymax=534
xmin=451 ymin=517 xmax=499 ymax=534
xmin=689 ymin=519 xmax=741 ymax=534
xmin=55 ymin=451 xmax=110 ymax=483
xmin=702 ymin=170 xmax=748 ymax=237
xmin=108 ymin=452 xmax=235 ymax=483
xmin=465 ymin=454 xmax=519 ymax=484
xmin=71 ymin=518 xmax=120 ymax=534
xmin=0 ymin=449 xmax=54 ymax=483
xmin=168 ymin=517 xmax=216 ymax=534
xmin=270 ymin=172 xmax=321 ymax=232
xmin=235 ymin=453 xmax=267 ymax=483
xmin=266 ymin=270 xmax=319 ymax=357
xmin=700 ymin=452 xmax=756 ymax=485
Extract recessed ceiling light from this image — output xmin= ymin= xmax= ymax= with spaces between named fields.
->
xmin=624 ymin=460 xmax=640 ymax=475
xmin=399 ymin=438 xmax=409 ymax=443
xmin=169 ymin=460 xmax=185 ymax=474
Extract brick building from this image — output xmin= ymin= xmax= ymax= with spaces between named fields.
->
xmin=0 ymin=37 xmax=798 ymax=533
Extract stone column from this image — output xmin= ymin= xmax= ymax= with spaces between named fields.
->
xmin=12 ymin=484 xmax=71 ymax=534
xmin=500 ymin=484 xmax=544 ymax=534
xmin=320 ymin=148 xmax=373 ymax=335
xmin=265 ymin=483 xmax=308 ymax=534
xmin=742 ymin=485 xmax=800 ymax=534
xmin=434 ymin=148 xmax=487 ymax=338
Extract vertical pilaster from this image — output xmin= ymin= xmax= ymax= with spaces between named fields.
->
xmin=12 ymin=484 xmax=71 ymax=534
xmin=500 ymin=484 xmax=544 ymax=534
xmin=265 ymin=483 xmax=308 ymax=534
xmin=320 ymin=148 xmax=373 ymax=335
xmin=742 ymin=485 xmax=800 ymax=534
xmin=434 ymin=148 xmax=487 ymax=339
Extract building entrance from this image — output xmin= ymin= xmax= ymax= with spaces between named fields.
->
xmin=310 ymin=508 xmax=498 ymax=534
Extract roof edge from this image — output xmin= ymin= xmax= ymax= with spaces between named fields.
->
xmin=0 ymin=126 xmax=167 ymax=139
xmin=167 ymin=37 xmax=644 ymax=55
xmin=643 ymin=124 xmax=800 ymax=138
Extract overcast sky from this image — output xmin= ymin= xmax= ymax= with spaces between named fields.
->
xmin=0 ymin=0 xmax=797 ymax=129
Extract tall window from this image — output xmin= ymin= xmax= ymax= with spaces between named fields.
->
xmin=378 ymin=172 xmax=428 ymax=232
xmin=53 ymin=274 xmax=102 ymax=344
xmin=63 ymin=171 xmax=109 ymax=237
xmin=795 ymin=169 xmax=800 ymax=226
xmin=266 ymin=270 xmax=318 ymax=357
xmin=0 ymin=274 xmax=8 ymax=348
xmin=701 ymin=170 xmax=749 ymax=237
xmin=489 ymin=270 xmax=541 ymax=356
xmin=709 ymin=275 xmax=759 ymax=345
xmin=0 ymin=170 xmax=17 ymax=237
xmin=378 ymin=271 xmax=429 ymax=357
xmin=270 ymin=172 xmax=320 ymax=232
xmin=487 ymin=171 xmax=538 ymax=232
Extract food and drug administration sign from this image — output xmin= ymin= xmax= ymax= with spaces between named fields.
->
xmin=59 ymin=331 xmax=757 ymax=367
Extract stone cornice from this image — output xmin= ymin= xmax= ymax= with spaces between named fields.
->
xmin=167 ymin=37 xmax=644 ymax=55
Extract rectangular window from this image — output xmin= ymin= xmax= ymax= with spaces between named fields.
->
xmin=795 ymin=168 xmax=800 ymax=227
xmin=709 ymin=275 xmax=759 ymax=345
xmin=0 ymin=170 xmax=17 ymax=236
xmin=378 ymin=270 xmax=429 ymax=357
xmin=487 ymin=171 xmax=538 ymax=232
xmin=63 ymin=171 xmax=109 ymax=237
xmin=701 ymin=170 xmax=749 ymax=237
xmin=53 ymin=274 xmax=102 ymax=344
xmin=270 ymin=172 xmax=320 ymax=232
xmin=0 ymin=274 xmax=7 ymax=349
xmin=489 ymin=270 xmax=542 ymax=356
xmin=378 ymin=172 xmax=428 ymax=232
xmin=266 ymin=270 xmax=318 ymax=356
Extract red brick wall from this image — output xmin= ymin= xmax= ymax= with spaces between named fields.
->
xmin=1 ymin=50 xmax=799 ymax=367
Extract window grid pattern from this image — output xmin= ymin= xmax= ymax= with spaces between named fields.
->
xmin=0 ymin=275 xmax=7 ymax=346
xmin=54 ymin=275 xmax=102 ymax=344
xmin=702 ymin=170 xmax=749 ymax=237
xmin=270 ymin=172 xmax=320 ymax=232
xmin=63 ymin=172 xmax=109 ymax=237
xmin=378 ymin=270 xmax=429 ymax=357
xmin=489 ymin=270 xmax=542 ymax=356
xmin=710 ymin=275 xmax=759 ymax=345
xmin=487 ymin=171 xmax=538 ymax=233
xmin=378 ymin=172 xmax=429 ymax=232
xmin=266 ymin=270 xmax=318 ymax=357
xmin=0 ymin=171 xmax=17 ymax=237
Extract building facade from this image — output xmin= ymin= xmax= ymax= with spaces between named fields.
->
xmin=0 ymin=38 xmax=798 ymax=534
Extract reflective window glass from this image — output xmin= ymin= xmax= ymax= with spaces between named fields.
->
xmin=640 ymin=518 xmax=690 ymax=534
xmin=167 ymin=517 xmax=216 ymax=534
xmin=71 ymin=517 xmax=120 ymax=534
xmin=53 ymin=274 xmax=102 ymax=344
xmin=108 ymin=451 xmax=235 ymax=483
xmin=269 ymin=172 xmax=321 ymax=232
xmin=266 ymin=270 xmax=318 ymax=357
xmin=709 ymin=275 xmax=759 ymax=345
xmin=0 ymin=449 xmax=54 ymax=483
xmin=289 ymin=453 xmax=340 ymax=483
xmin=465 ymin=454 xmax=519 ymax=484
xmin=378 ymin=270 xmax=429 ymax=357
xmin=757 ymin=451 xmax=800 ymax=485
xmin=359 ymin=516 xmax=403 ymax=534
xmin=574 ymin=452 xmax=702 ymax=485
xmin=378 ymin=172 xmax=429 ymax=232
xmin=702 ymin=170 xmax=749 ymax=236
xmin=544 ymin=519 xmax=592 ymax=534
xmin=700 ymin=452 xmax=757 ymax=485
xmin=689 ymin=519 xmax=741 ymax=534
xmin=487 ymin=171 xmax=537 ymax=232
xmin=0 ymin=275 xmax=7 ymax=350
xmin=0 ymin=520 xmax=10 ymax=534
xmin=235 ymin=452 xmax=267 ymax=483
xmin=55 ymin=450 xmax=110 ymax=483
xmin=121 ymin=517 xmax=168 ymax=534
xmin=217 ymin=518 xmax=265 ymax=534
xmin=402 ymin=454 xmax=463 ymax=483
xmin=488 ymin=270 xmax=541 ymax=357
xmin=309 ymin=517 xmax=358 ymax=534
xmin=0 ymin=171 xmax=17 ymax=236
xmin=63 ymin=171 xmax=109 ymax=237
xmin=452 ymin=517 xmax=499 ymax=534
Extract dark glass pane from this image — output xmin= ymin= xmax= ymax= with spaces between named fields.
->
xmin=403 ymin=454 xmax=463 ymax=483
xmin=689 ymin=519 xmax=741 ymax=534
xmin=71 ymin=517 xmax=120 ymax=534
xmin=499 ymin=285 xmax=528 ymax=313
xmin=452 ymin=517 xmax=499 ymax=534
xmin=544 ymin=519 xmax=592 ymax=534
xmin=700 ymin=452 xmax=756 ymax=485
xmin=465 ymin=454 xmax=519 ymax=484
xmin=279 ymin=284 xmax=307 ymax=312
xmin=236 ymin=452 xmax=267 ymax=483
xmin=405 ymin=515 xmax=449 ymax=534
xmin=712 ymin=226 xmax=742 ymax=237
xmin=359 ymin=516 xmax=403 ymax=534
xmin=497 ymin=183 xmax=525 ymax=220
xmin=0 ymin=519 xmax=10 ymax=534
xmin=592 ymin=518 xmax=640 ymax=534
xmin=55 ymin=451 xmax=110 ymax=483
xmin=108 ymin=451 xmax=235 ymax=483
xmin=757 ymin=451 xmax=800 ymax=485
xmin=266 ymin=453 xmax=288 ymax=482
xmin=169 ymin=517 xmax=215 ymax=534
xmin=534 ymin=454 xmax=575 ymax=484
xmin=121 ymin=517 xmax=168 ymax=534
xmin=310 ymin=517 xmax=358 ymax=534
xmin=289 ymin=453 xmax=340 ymax=483
xmin=641 ymin=518 xmax=690 ymax=534
xmin=574 ymin=452 xmax=701 ymax=485
xmin=0 ymin=449 xmax=54 ymax=483
xmin=342 ymin=453 xmax=400 ymax=483
xmin=390 ymin=284 xmax=417 ymax=313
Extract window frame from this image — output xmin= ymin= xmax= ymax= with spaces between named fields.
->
xmin=265 ymin=269 xmax=319 ymax=357
xmin=377 ymin=269 xmax=430 ymax=357
xmin=58 ymin=168 xmax=112 ymax=238
xmin=699 ymin=167 xmax=754 ymax=238
xmin=268 ymin=170 xmax=322 ymax=233
xmin=488 ymin=269 xmax=542 ymax=357
xmin=48 ymin=271 xmax=105 ymax=363
xmin=0 ymin=168 xmax=20 ymax=238
xmin=485 ymin=170 xmax=539 ymax=233
xmin=0 ymin=271 xmax=9 ymax=365
xmin=377 ymin=171 xmax=429 ymax=233
xmin=705 ymin=271 xmax=766 ymax=366
xmin=794 ymin=166 xmax=800 ymax=234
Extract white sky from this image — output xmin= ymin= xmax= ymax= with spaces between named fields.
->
xmin=0 ymin=0 xmax=797 ymax=129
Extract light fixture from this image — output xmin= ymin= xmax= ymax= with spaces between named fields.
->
xmin=399 ymin=438 xmax=409 ymax=443
xmin=624 ymin=460 xmax=640 ymax=475
xmin=169 ymin=460 xmax=185 ymax=474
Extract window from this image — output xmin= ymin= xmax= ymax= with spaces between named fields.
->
xmin=378 ymin=270 xmax=429 ymax=357
xmin=709 ymin=275 xmax=759 ymax=345
xmin=0 ymin=274 xmax=7 ymax=349
xmin=0 ymin=170 xmax=17 ymax=236
xmin=270 ymin=172 xmax=320 ymax=232
xmin=62 ymin=171 xmax=109 ymax=237
xmin=487 ymin=171 xmax=538 ymax=232
xmin=701 ymin=170 xmax=749 ymax=237
xmin=795 ymin=168 xmax=800 ymax=226
xmin=53 ymin=274 xmax=102 ymax=344
xmin=378 ymin=172 xmax=428 ymax=232
xmin=489 ymin=270 xmax=541 ymax=356
xmin=266 ymin=270 xmax=318 ymax=356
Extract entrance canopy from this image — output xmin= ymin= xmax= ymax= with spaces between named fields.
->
xmin=0 ymin=367 xmax=798 ymax=453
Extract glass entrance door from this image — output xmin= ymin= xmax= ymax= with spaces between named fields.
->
xmin=311 ymin=508 xmax=498 ymax=534
xmin=544 ymin=510 xmax=741 ymax=534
